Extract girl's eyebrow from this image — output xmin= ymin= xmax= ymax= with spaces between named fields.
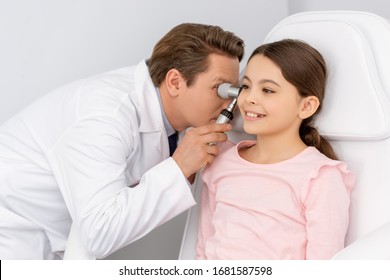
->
xmin=242 ymin=75 xmax=251 ymax=82
xmin=243 ymin=75 xmax=281 ymax=87
xmin=259 ymin=79 xmax=281 ymax=87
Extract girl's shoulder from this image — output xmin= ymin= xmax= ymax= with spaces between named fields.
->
xmin=216 ymin=140 xmax=256 ymax=158
xmin=295 ymin=146 xmax=341 ymax=166
xmin=301 ymin=147 xmax=355 ymax=194
xmin=202 ymin=140 xmax=254 ymax=180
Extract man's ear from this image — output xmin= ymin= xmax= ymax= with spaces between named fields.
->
xmin=299 ymin=96 xmax=320 ymax=119
xmin=165 ymin=69 xmax=185 ymax=97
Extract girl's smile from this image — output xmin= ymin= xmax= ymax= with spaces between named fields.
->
xmin=244 ymin=111 xmax=267 ymax=120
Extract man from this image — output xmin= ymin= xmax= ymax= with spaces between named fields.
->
xmin=0 ymin=23 xmax=244 ymax=259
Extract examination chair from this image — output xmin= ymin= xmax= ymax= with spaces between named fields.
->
xmin=64 ymin=10 xmax=390 ymax=260
xmin=179 ymin=10 xmax=390 ymax=260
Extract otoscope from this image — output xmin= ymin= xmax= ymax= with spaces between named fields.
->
xmin=215 ymin=83 xmax=243 ymax=124
xmin=208 ymin=83 xmax=242 ymax=146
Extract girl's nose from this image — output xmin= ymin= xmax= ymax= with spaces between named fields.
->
xmin=243 ymin=89 xmax=257 ymax=105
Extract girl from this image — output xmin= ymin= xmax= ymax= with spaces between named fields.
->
xmin=196 ymin=39 xmax=354 ymax=260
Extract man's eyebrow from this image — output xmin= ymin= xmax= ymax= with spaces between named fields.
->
xmin=212 ymin=77 xmax=229 ymax=83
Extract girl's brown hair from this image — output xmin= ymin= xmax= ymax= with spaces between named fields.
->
xmin=147 ymin=23 xmax=245 ymax=87
xmin=249 ymin=39 xmax=338 ymax=160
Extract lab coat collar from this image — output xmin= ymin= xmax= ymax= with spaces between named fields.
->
xmin=131 ymin=60 xmax=169 ymax=157
xmin=132 ymin=60 xmax=165 ymax=134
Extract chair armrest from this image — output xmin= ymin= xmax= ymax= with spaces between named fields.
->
xmin=178 ymin=171 xmax=204 ymax=260
xmin=332 ymin=221 xmax=390 ymax=259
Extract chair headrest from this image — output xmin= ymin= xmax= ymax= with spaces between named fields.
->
xmin=252 ymin=11 xmax=390 ymax=141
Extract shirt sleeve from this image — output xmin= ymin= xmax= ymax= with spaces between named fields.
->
xmin=48 ymin=115 xmax=195 ymax=258
xmin=303 ymin=164 xmax=353 ymax=259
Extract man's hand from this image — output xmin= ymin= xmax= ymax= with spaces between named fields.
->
xmin=172 ymin=123 xmax=232 ymax=179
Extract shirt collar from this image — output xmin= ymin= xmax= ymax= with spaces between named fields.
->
xmin=155 ymin=87 xmax=176 ymax=137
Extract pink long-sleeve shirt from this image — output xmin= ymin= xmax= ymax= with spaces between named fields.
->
xmin=196 ymin=141 xmax=354 ymax=260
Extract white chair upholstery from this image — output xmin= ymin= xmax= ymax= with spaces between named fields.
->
xmin=179 ymin=10 xmax=390 ymax=260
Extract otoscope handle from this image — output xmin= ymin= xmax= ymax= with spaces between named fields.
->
xmin=215 ymin=108 xmax=234 ymax=124
xmin=209 ymin=102 xmax=235 ymax=145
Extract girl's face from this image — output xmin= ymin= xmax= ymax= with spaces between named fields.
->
xmin=238 ymin=54 xmax=305 ymax=138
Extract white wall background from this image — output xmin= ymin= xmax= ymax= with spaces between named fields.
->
xmin=0 ymin=0 xmax=288 ymax=124
xmin=0 ymin=0 xmax=288 ymax=259
xmin=0 ymin=0 xmax=389 ymax=259
xmin=288 ymin=0 xmax=390 ymax=18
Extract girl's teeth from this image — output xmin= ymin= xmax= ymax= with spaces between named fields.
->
xmin=247 ymin=112 xmax=258 ymax=118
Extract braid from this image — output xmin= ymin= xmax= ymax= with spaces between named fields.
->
xmin=300 ymin=119 xmax=338 ymax=160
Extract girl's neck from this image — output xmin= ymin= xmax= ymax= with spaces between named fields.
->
xmin=239 ymin=134 xmax=308 ymax=164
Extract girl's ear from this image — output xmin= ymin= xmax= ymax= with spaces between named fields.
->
xmin=165 ymin=69 xmax=185 ymax=97
xmin=299 ymin=96 xmax=320 ymax=119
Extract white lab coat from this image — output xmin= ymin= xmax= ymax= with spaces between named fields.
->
xmin=0 ymin=60 xmax=196 ymax=259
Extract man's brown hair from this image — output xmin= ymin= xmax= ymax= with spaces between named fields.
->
xmin=147 ymin=23 xmax=244 ymax=87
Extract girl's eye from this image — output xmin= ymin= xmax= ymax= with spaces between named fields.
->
xmin=263 ymin=88 xmax=275 ymax=94
xmin=241 ymin=84 xmax=249 ymax=90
